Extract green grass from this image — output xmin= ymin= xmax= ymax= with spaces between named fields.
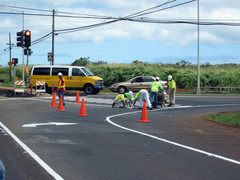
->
xmin=205 ymin=112 xmax=240 ymax=127
xmin=0 ymin=82 xmax=13 ymax=87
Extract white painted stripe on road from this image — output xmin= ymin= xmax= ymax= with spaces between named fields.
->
xmin=106 ymin=105 xmax=240 ymax=165
xmin=0 ymin=122 xmax=64 ymax=180
xmin=22 ymin=122 xmax=78 ymax=128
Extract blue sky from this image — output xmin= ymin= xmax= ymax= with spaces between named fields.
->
xmin=0 ymin=0 xmax=240 ymax=66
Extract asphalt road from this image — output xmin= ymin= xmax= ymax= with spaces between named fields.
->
xmin=0 ymin=94 xmax=240 ymax=180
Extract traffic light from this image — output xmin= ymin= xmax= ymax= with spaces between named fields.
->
xmin=24 ymin=48 xmax=32 ymax=55
xmin=16 ymin=31 xmax=24 ymax=47
xmin=24 ymin=30 xmax=31 ymax=48
xmin=12 ymin=58 xmax=18 ymax=66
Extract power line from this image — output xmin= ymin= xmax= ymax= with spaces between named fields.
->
xmin=127 ymin=18 xmax=240 ymax=26
xmin=128 ymin=0 xmax=197 ymax=18
xmin=125 ymin=0 xmax=177 ymax=18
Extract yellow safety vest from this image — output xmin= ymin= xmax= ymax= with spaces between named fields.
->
xmin=151 ymin=81 xmax=163 ymax=92
xmin=168 ymin=80 xmax=176 ymax=91
xmin=57 ymin=78 xmax=66 ymax=91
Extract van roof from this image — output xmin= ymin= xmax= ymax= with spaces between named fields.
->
xmin=32 ymin=65 xmax=85 ymax=68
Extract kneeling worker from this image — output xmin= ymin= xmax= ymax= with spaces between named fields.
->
xmin=133 ymin=89 xmax=152 ymax=110
xmin=112 ymin=91 xmax=133 ymax=108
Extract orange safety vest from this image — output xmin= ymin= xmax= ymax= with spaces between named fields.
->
xmin=57 ymin=78 xmax=65 ymax=92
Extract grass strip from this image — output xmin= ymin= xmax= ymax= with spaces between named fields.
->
xmin=205 ymin=112 xmax=240 ymax=127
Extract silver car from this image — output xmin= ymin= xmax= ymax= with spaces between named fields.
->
xmin=109 ymin=76 xmax=167 ymax=93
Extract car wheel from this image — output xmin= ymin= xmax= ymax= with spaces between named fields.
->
xmin=117 ymin=86 xmax=127 ymax=94
xmin=84 ymin=84 xmax=94 ymax=94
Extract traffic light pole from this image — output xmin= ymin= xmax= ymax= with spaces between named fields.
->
xmin=13 ymin=64 xmax=16 ymax=95
xmin=22 ymin=11 xmax=25 ymax=82
xmin=26 ymin=49 xmax=29 ymax=93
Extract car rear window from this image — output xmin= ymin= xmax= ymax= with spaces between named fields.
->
xmin=143 ymin=77 xmax=154 ymax=82
xmin=33 ymin=67 xmax=50 ymax=75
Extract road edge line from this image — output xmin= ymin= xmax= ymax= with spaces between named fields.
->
xmin=0 ymin=122 xmax=64 ymax=180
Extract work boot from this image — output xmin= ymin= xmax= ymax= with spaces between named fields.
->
xmin=112 ymin=103 xmax=115 ymax=108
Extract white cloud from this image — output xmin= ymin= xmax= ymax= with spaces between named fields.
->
xmin=0 ymin=0 xmax=240 ymax=47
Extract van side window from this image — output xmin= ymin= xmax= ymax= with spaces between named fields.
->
xmin=33 ymin=68 xmax=50 ymax=75
xmin=72 ymin=68 xmax=85 ymax=76
xmin=52 ymin=68 xmax=69 ymax=76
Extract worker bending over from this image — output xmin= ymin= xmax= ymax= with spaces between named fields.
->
xmin=112 ymin=91 xmax=133 ymax=108
xmin=133 ymin=89 xmax=152 ymax=110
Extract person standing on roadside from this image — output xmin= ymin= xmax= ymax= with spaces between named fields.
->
xmin=57 ymin=72 xmax=66 ymax=106
xmin=167 ymin=75 xmax=176 ymax=107
xmin=150 ymin=77 xmax=163 ymax=108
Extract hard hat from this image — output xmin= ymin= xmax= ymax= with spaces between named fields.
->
xmin=168 ymin=75 xmax=172 ymax=81
xmin=58 ymin=72 xmax=63 ymax=76
xmin=129 ymin=91 xmax=133 ymax=97
xmin=155 ymin=77 xmax=160 ymax=81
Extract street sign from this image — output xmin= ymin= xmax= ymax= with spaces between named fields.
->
xmin=8 ymin=61 xmax=13 ymax=67
xmin=48 ymin=52 xmax=53 ymax=61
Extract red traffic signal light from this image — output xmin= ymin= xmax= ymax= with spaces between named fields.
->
xmin=12 ymin=58 xmax=18 ymax=65
xmin=25 ymin=31 xmax=31 ymax=36
xmin=24 ymin=30 xmax=31 ymax=48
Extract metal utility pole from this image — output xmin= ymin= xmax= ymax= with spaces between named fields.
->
xmin=22 ymin=11 xmax=25 ymax=81
xmin=197 ymin=0 xmax=201 ymax=94
xmin=7 ymin=33 xmax=14 ymax=81
xmin=52 ymin=9 xmax=55 ymax=65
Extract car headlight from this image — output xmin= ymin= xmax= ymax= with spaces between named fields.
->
xmin=95 ymin=80 xmax=103 ymax=85
xmin=110 ymin=83 xmax=118 ymax=88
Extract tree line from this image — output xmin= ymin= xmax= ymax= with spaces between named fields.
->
xmin=72 ymin=57 xmax=240 ymax=88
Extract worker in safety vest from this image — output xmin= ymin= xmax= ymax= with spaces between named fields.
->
xmin=167 ymin=75 xmax=176 ymax=107
xmin=112 ymin=91 xmax=133 ymax=108
xmin=150 ymin=77 xmax=163 ymax=108
xmin=133 ymin=89 xmax=152 ymax=110
xmin=57 ymin=72 xmax=66 ymax=106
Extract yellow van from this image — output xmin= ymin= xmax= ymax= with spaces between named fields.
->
xmin=30 ymin=65 xmax=104 ymax=94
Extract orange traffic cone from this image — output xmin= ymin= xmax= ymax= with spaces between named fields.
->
xmin=74 ymin=90 xmax=81 ymax=103
xmin=137 ymin=101 xmax=151 ymax=122
xmin=77 ymin=98 xmax=88 ymax=116
xmin=49 ymin=92 xmax=57 ymax=107
xmin=57 ymin=95 xmax=65 ymax=111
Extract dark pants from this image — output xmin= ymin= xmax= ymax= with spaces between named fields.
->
xmin=150 ymin=92 xmax=158 ymax=108
xmin=58 ymin=91 xmax=65 ymax=105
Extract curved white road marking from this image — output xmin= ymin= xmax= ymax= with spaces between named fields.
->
xmin=0 ymin=122 xmax=64 ymax=180
xmin=106 ymin=105 xmax=240 ymax=165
